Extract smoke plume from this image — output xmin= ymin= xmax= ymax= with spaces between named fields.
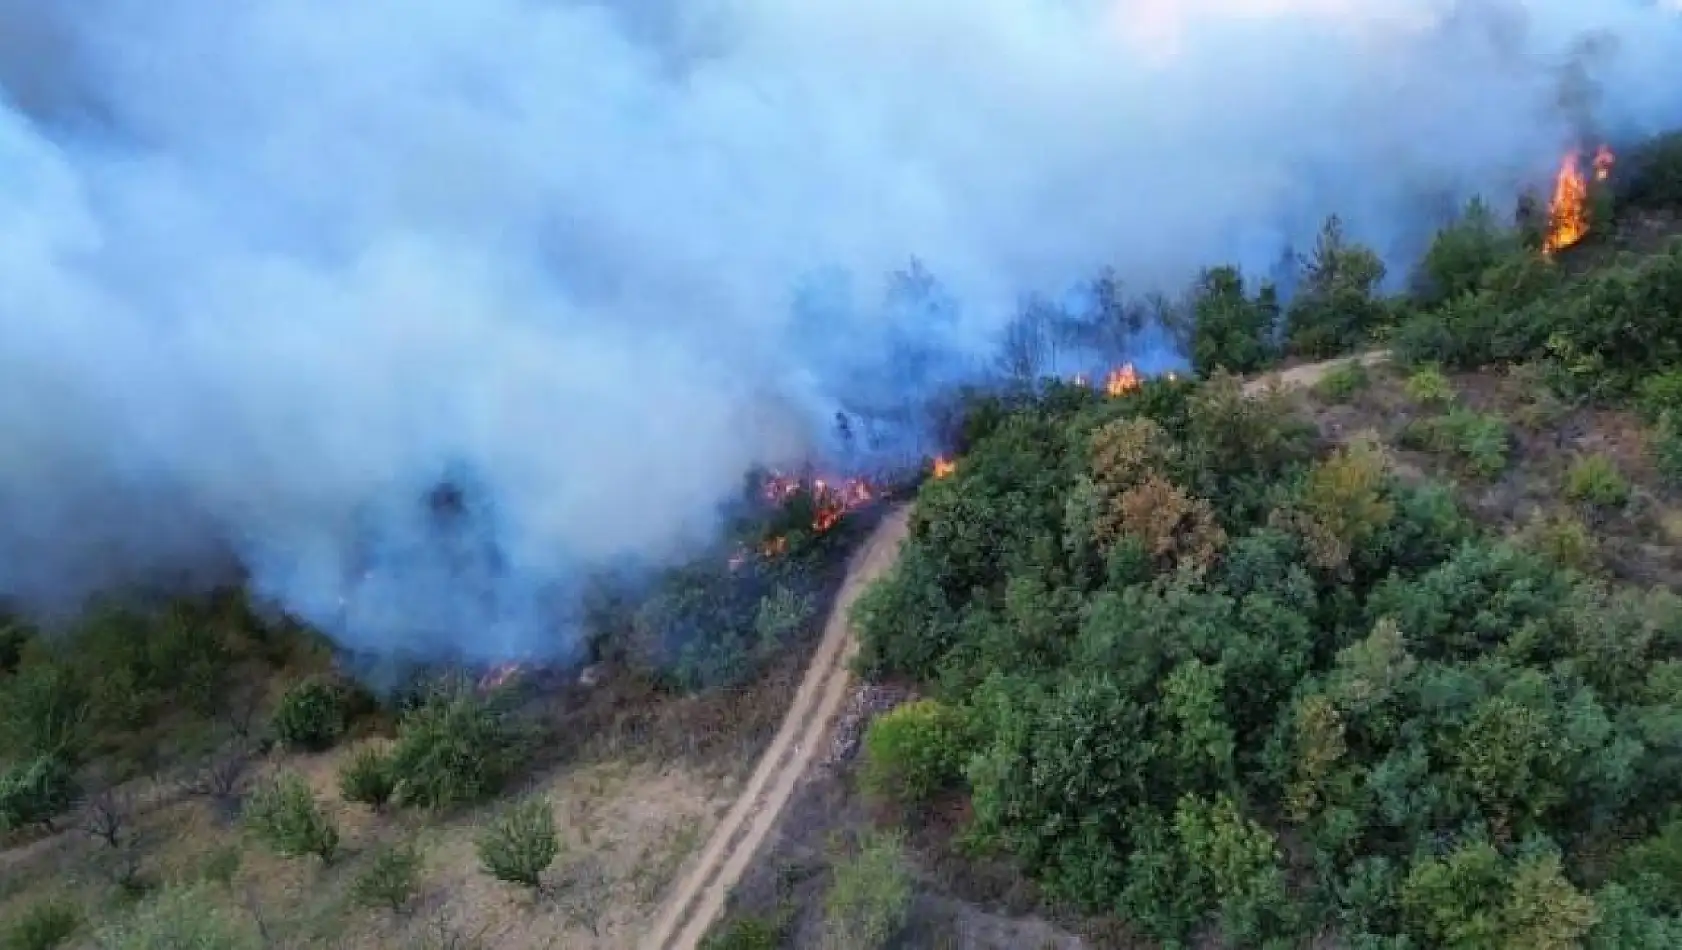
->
xmin=1 ymin=0 xmax=1680 ymax=660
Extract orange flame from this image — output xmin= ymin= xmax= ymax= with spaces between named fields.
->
xmin=738 ymin=470 xmax=877 ymax=565
xmin=932 ymin=456 xmax=956 ymax=479
xmin=1542 ymin=144 xmax=1613 ymax=256
xmin=1105 ymin=364 xmax=1141 ymax=396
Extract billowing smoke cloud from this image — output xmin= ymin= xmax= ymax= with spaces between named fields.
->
xmin=2 ymin=0 xmax=1680 ymax=660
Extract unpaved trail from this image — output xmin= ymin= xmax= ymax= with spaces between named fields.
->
xmin=1243 ymin=349 xmax=1390 ymax=394
xmin=642 ymin=350 xmax=1385 ymax=949
xmin=642 ymin=505 xmax=912 ymax=950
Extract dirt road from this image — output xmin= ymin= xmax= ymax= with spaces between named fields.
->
xmin=643 ymin=506 xmax=912 ymax=950
xmin=641 ymin=351 xmax=1385 ymax=949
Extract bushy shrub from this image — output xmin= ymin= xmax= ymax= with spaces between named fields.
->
xmin=1401 ymin=408 xmax=1510 ymax=477
xmin=1638 ymin=370 xmax=1682 ymax=424
xmin=476 ymin=796 xmax=559 ymax=890
xmin=1404 ymin=365 xmax=1456 ymax=406
xmin=822 ymin=830 xmax=914 ymax=950
xmin=1 ymin=897 xmax=82 ymax=950
xmin=1515 ymin=509 xmax=1599 ymax=573
xmin=94 ymin=883 xmax=256 ymax=950
xmin=1312 ymin=360 xmax=1371 ymax=403
xmin=243 ymin=771 xmax=339 ymax=863
xmin=1565 ymin=454 xmax=1631 ymax=509
xmin=858 ymin=699 xmax=969 ymax=807
xmin=352 ymin=840 xmax=424 ymax=913
xmin=1654 ymin=412 xmax=1682 ymax=489
xmin=269 ymin=677 xmax=348 ymax=752
xmin=389 ymin=684 xmax=526 ymax=810
xmin=337 ymin=744 xmax=397 ymax=811
xmin=700 ymin=916 xmax=783 ymax=950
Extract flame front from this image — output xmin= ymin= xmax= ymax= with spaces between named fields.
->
xmin=1105 ymin=364 xmax=1141 ymax=396
xmin=932 ymin=456 xmax=956 ymax=479
xmin=1543 ymin=144 xmax=1614 ymax=256
xmin=732 ymin=469 xmax=877 ymax=568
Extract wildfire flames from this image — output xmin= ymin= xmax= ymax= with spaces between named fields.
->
xmin=728 ymin=469 xmax=878 ymax=570
xmin=1543 ymin=144 xmax=1615 ymax=256
xmin=1105 ymin=364 xmax=1141 ymax=396
xmin=932 ymin=456 xmax=956 ymax=479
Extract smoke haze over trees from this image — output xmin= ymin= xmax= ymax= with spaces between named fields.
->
xmin=2 ymin=0 xmax=1682 ymax=658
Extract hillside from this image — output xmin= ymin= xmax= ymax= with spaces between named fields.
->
xmin=8 ymin=135 xmax=1682 ymax=950
xmin=699 ymin=140 xmax=1682 ymax=948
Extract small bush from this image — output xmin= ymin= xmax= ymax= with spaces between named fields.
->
xmin=1312 ymin=360 xmax=1372 ymax=403
xmin=1404 ymin=366 xmax=1456 ymax=406
xmin=338 ymin=744 xmax=397 ymax=811
xmin=1401 ymin=408 xmax=1510 ymax=478
xmin=2 ymin=897 xmax=82 ymax=950
xmin=822 ymin=829 xmax=914 ymax=950
xmin=701 ymin=915 xmax=784 ymax=950
xmin=1515 ymin=509 xmax=1599 ymax=573
xmin=858 ymin=699 xmax=969 ymax=807
xmin=1565 ymin=454 xmax=1631 ymax=509
xmin=476 ymin=796 xmax=559 ymax=891
xmin=198 ymin=844 xmax=243 ymax=888
xmin=243 ymin=772 xmax=339 ymax=863
xmin=95 ymin=883 xmax=256 ymax=950
xmin=270 ymin=677 xmax=348 ymax=752
xmin=1654 ymin=412 xmax=1682 ymax=489
xmin=0 ymin=754 xmax=79 ymax=834
xmin=353 ymin=840 xmax=424 ymax=914
xmin=390 ymin=684 xmax=526 ymax=810
xmin=1638 ymin=370 xmax=1682 ymax=424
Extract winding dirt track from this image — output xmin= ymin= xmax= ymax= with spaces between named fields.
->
xmin=643 ymin=506 xmax=912 ymax=950
xmin=642 ymin=351 xmax=1386 ymax=949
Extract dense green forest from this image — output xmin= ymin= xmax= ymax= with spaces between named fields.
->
xmin=844 ymin=135 xmax=1682 ymax=947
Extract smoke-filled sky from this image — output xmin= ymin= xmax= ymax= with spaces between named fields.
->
xmin=2 ymin=0 xmax=1680 ymax=660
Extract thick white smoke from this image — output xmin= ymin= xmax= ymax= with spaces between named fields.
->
xmin=1 ymin=0 xmax=1679 ymax=659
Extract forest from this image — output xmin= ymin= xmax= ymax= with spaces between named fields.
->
xmin=828 ymin=131 xmax=1682 ymax=947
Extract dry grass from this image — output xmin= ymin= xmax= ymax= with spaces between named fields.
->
xmin=0 ymin=648 xmax=821 ymax=950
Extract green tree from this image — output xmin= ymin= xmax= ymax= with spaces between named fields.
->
xmin=0 ymin=754 xmax=79 ymax=834
xmin=0 ymin=661 xmax=90 ymax=763
xmin=1287 ymin=216 xmax=1389 ymax=358
xmin=1415 ymin=197 xmax=1516 ymax=307
xmin=1185 ymin=265 xmax=1280 ymax=375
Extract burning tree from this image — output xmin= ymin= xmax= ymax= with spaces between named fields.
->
xmin=1541 ymin=144 xmax=1615 ymax=255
